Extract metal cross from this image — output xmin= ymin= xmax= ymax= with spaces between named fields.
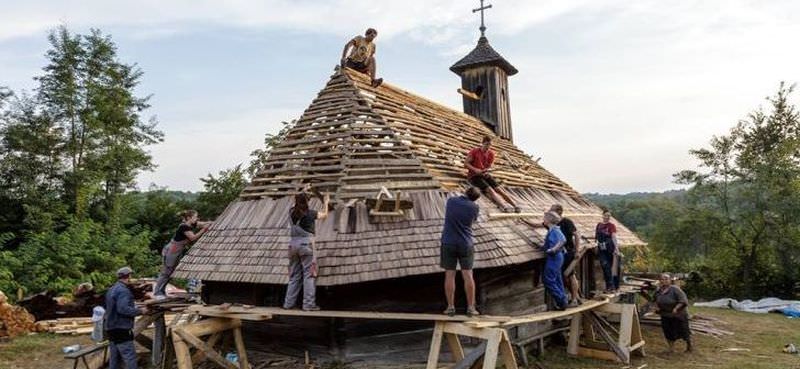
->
xmin=472 ymin=0 xmax=493 ymax=36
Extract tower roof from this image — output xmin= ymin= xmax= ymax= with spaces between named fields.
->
xmin=450 ymin=36 xmax=518 ymax=75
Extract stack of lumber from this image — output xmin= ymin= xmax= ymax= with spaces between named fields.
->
xmin=640 ymin=313 xmax=733 ymax=338
xmin=0 ymin=290 xmax=38 ymax=338
xmin=36 ymin=313 xmax=184 ymax=335
xmin=36 ymin=317 xmax=94 ymax=335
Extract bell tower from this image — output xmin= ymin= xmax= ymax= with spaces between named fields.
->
xmin=450 ymin=0 xmax=518 ymax=141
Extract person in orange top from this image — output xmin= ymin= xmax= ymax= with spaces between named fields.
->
xmin=464 ymin=135 xmax=518 ymax=212
xmin=340 ymin=28 xmax=383 ymax=87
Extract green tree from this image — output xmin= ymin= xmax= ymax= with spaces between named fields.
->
xmin=674 ymin=82 xmax=800 ymax=298
xmin=36 ymin=26 xmax=163 ymax=221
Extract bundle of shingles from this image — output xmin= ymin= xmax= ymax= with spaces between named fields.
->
xmin=0 ymin=290 xmax=39 ymax=338
xmin=640 ymin=313 xmax=734 ymax=338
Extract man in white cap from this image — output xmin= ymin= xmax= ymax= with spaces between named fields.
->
xmin=105 ymin=267 xmax=147 ymax=369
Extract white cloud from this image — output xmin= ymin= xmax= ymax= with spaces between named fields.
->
xmin=3 ymin=0 xmax=800 ymax=193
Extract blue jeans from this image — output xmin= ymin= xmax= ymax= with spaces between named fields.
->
xmin=543 ymin=252 xmax=568 ymax=308
xmin=598 ymin=250 xmax=619 ymax=290
xmin=109 ymin=340 xmax=137 ymax=369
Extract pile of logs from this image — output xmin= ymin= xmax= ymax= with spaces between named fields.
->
xmin=0 ymin=290 xmax=38 ymax=338
xmin=640 ymin=313 xmax=734 ymax=338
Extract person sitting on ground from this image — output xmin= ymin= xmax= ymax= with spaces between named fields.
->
xmin=550 ymin=204 xmax=581 ymax=306
xmin=283 ymin=192 xmax=330 ymax=311
xmin=106 ymin=267 xmax=148 ymax=369
xmin=440 ymin=187 xmax=482 ymax=317
xmin=154 ymin=210 xmax=210 ymax=298
xmin=655 ymin=273 xmax=692 ymax=353
xmin=541 ymin=211 xmax=573 ymax=311
xmin=595 ymin=210 xmax=620 ymax=293
xmin=465 ymin=135 xmax=518 ymax=213
xmin=340 ymin=28 xmax=383 ymax=87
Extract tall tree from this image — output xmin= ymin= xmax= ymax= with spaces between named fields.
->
xmin=675 ymin=83 xmax=800 ymax=297
xmin=36 ymin=26 xmax=163 ymax=220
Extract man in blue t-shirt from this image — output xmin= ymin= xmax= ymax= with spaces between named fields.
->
xmin=440 ymin=187 xmax=481 ymax=317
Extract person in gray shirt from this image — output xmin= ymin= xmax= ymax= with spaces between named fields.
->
xmin=655 ymin=273 xmax=692 ymax=352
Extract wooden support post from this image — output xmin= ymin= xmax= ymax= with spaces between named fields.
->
xmin=425 ymin=322 xmax=445 ymax=369
xmin=190 ymin=332 xmax=222 ymax=363
xmin=232 ymin=324 xmax=251 ymax=369
xmin=153 ymin=314 xmax=166 ymax=367
xmin=498 ymin=330 xmax=518 ymax=369
xmin=428 ymin=322 xmax=518 ymax=369
xmin=567 ymin=313 xmax=582 ymax=356
xmin=171 ymin=332 xmax=193 ymax=369
xmin=174 ymin=328 xmax=238 ymax=369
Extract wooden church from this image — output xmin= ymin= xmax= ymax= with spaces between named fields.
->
xmin=174 ymin=21 xmax=643 ymax=361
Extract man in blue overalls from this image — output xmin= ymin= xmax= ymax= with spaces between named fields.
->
xmin=541 ymin=211 xmax=571 ymax=311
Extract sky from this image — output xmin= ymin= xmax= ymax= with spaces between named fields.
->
xmin=1 ymin=0 xmax=799 ymax=194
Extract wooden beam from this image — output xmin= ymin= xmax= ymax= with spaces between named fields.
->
xmin=498 ymin=330 xmax=519 ymax=369
xmin=567 ymin=313 xmax=582 ymax=356
xmin=425 ymin=322 xmax=445 ymax=369
xmin=481 ymin=330 xmax=502 ymax=369
xmin=180 ymin=317 xmax=241 ymax=337
xmin=457 ymin=88 xmax=481 ymax=100
xmin=190 ymin=332 xmax=222 ymax=363
xmin=445 ymin=332 xmax=465 ymax=362
xmin=232 ymin=325 xmax=251 ymax=369
xmin=174 ymin=328 xmax=238 ymax=369
xmin=500 ymin=298 xmax=610 ymax=327
xmin=187 ymin=305 xmax=510 ymax=323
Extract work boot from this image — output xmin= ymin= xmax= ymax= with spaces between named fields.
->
xmin=443 ymin=306 xmax=456 ymax=317
xmin=685 ymin=339 xmax=693 ymax=353
xmin=466 ymin=306 xmax=480 ymax=317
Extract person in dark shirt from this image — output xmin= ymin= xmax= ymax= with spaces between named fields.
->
xmin=550 ymin=204 xmax=581 ymax=305
xmin=283 ymin=192 xmax=329 ymax=311
xmin=153 ymin=209 xmax=210 ymax=298
xmin=465 ymin=135 xmax=518 ymax=212
xmin=595 ymin=210 xmax=620 ymax=292
xmin=655 ymin=273 xmax=691 ymax=352
xmin=105 ymin=267 xmax=147 ymax=369
xmin=440 ymin=187 xmax=481 ymax=317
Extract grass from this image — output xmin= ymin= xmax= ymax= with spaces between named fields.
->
xmin=1 ymin=307 xmax=798 ymax=369
xmin=534 ymin=306 xmax=800 ymax=369
xmin=0 ymin=333 xmax=93 ymax=369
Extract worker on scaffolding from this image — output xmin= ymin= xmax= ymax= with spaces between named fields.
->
xmin=595 ymin=210 xmax=621 ymax=293
xmin=541 ymin=211 xmax=574 ymax=310
xmin=340 ymin=28 xmax=383 ymax=87
xmin=550 ymin=204 xmax=582 ymax=305
xmin=154 ymin=210 xmax=210 ymax=299
xmin=283 ymin=192 xmax=330 ymax=311
xmin=440 ymin=187 xmax=482 ymax=317
xmin=465 ymin=135 xmax=519 ymax=213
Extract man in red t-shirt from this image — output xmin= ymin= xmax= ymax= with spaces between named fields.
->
xmin=465 ymin=135 xmax=518 ymax=212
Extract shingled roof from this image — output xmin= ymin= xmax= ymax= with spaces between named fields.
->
xmin=173 ymin=68 xmax=643 ymax=286
xmin=450 ymin=36 xmax=518 ymax=75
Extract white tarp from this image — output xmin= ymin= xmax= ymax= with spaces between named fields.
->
xmin=694 ymin=297 xmax=800 ymax=314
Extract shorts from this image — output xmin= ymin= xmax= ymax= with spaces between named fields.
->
xmin=468 ymin=174 xmax=499 ymax=191
xmin=440 ymin=243 xmax=474 ymax=270
xmin=346 ymin=59 xmax=369 ymax=73
xmin=561 ymin=250 xmax=576 ymax=274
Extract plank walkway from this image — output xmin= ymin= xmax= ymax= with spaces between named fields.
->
xmin=186 ymin=295 xmax=612 ymax=327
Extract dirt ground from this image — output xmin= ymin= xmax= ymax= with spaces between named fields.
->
xmin=1 ymin=306 xmax=799 ymax=369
